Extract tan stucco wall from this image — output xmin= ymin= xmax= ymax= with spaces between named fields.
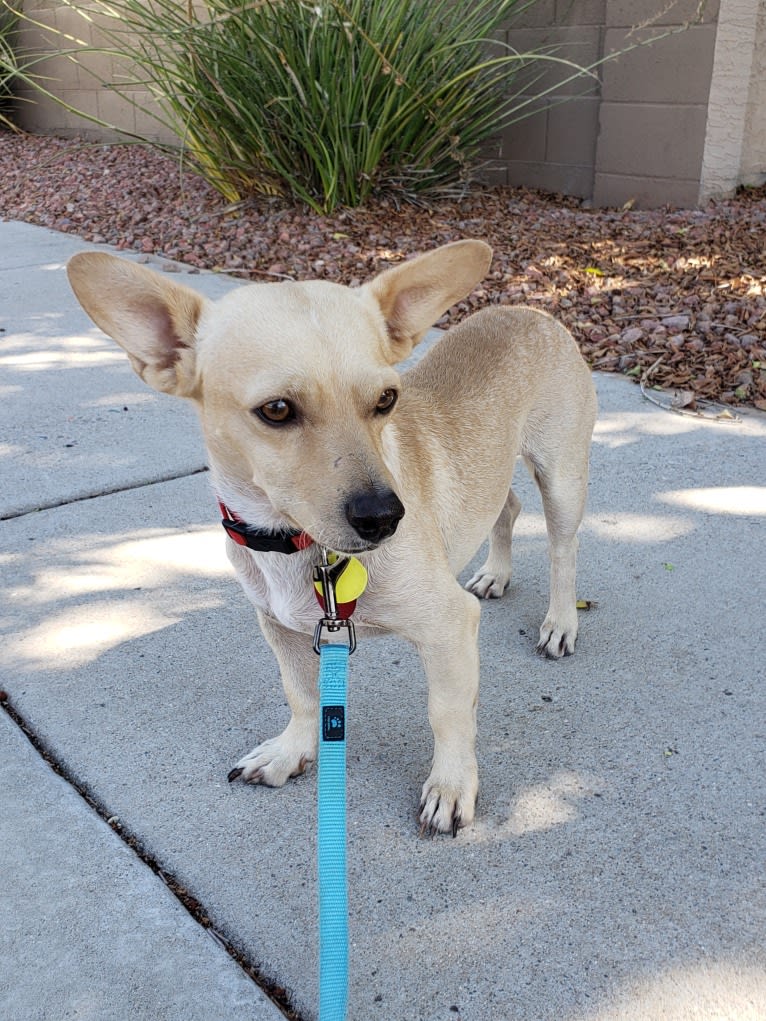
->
xmin=740 ymin=0 xmax=766 ymax=188
xmin=698 ymin=0 xmax=765 ymax=200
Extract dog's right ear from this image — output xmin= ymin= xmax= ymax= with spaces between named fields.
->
xmin=67 ymin=253 xmax=206 ymax=397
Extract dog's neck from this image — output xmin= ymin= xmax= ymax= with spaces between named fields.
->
xmin=218 ymin=500 xmax=314 ymax=555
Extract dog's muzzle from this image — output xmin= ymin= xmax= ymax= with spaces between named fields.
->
xmin=345 ymin=488 xmax=405 ymax=545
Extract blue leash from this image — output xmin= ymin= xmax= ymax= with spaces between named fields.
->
xmin=317 ymin=643 xmax=349 ymax=1021
xmin=313 ymin=548 xmax=363 ymax=1021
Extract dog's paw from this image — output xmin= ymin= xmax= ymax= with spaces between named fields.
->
xmin=465 ymin=568 xmax=511 ymax=600
xmin=536 ymin=613 xmax=578 ymax=658
xmin=419 ymin=775 xmax=478 ymax=837
xmin=227 ymin=731 xmax=315 ymax=788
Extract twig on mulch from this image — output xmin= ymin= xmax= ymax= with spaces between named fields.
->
xmin=640 ymin=354 xmax=743 ymax=421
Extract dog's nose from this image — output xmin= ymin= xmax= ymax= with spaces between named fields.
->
xmin=345 ymin=488 xmax=405 ymax=544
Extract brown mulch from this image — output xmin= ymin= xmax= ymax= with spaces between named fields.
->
xmin=2 ymin=132 xmax=765 ymax=411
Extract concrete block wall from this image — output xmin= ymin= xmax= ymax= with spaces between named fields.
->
xmin=14 ymin=1 xmax=174 ymax=143
xmin=494 ymin=0 xmax=722 ymax=207
xmin=593 ymin=0 xmax=719 ymax=207
xmin=742 ymin=1 xmax=766 ymax=186
xmin=488 ymin=0 xmax=606 ymax=198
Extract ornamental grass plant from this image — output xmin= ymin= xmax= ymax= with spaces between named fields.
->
xmin=0 ymin=6 xmax=20 ymax=126
xmin=17 ymin=0 xmax=595 ymax=212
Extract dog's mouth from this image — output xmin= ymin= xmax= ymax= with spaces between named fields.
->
xmin=326 ymin=541 xmax=382 ymax=556
xmin=254 ymin=483 xmax=404 ymax=561
xmin=310 ymin=532 xmax=393 ymax=557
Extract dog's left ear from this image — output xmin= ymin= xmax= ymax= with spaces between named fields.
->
xmin=364 ymin=239 xmax=492 ymax=361
xmin=67 ymin=252 xmax=206 ymax=398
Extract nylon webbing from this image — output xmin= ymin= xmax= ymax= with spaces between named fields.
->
xmin=317 ymin=642 xmax=349 ymax=1020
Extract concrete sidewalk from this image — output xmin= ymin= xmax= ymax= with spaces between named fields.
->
xmin=1 ymin=220 xmax=765 ymax=1021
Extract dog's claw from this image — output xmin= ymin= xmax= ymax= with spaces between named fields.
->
xmin=536 ymin=640 xmax=574 ymax=659
xmin=418 ymin=801 xmax=435 ymax=839
xmin=418 ymin=794 xmax=467 ymax=838
xmin=536 ymin=632 xmax=575 ymax=658
xmin=465 ymin=569 xmax=511 ymax=600
xmin=228 ymin=731 xmax=316 ymax=788
xmin=228 ymin=764 xmax=265 ymax=785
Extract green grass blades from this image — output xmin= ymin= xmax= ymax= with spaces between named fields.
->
xmin=46 ymin=0 xmax=546 ymax=209
xmin=0 ymin=6 xmax=20 ymax=127
xmin=9 ymin=0 xmax=595 ymax=210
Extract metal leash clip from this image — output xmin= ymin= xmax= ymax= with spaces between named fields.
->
xmin=312 ymin=548 xmax=357 ymax=655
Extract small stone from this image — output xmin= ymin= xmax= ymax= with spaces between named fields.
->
xmin=621 ymin=327 xmax=644 ymax=345
xmin=661 ymin=314 xmax=690 ymax=332
xmin=737 ymin=334 xmax=759 ymax=349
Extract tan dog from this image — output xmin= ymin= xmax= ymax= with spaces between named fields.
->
xmin=67 ymin=241 xmax=597 ymax=835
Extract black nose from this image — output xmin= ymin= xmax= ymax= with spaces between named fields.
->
xmin=345 ymin=488 xmax=405 ymax=544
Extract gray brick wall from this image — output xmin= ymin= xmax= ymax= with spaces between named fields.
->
xmin=594 ymin=7 xmax=718 ymax=207
xmin=491 ymin=0 xmax=726 ymax=207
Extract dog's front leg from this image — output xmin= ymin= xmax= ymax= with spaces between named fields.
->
xmin=228 ymin=612 xmax=318 ymax=787
xmin=416 ymin=587 xmax=481 ymax=837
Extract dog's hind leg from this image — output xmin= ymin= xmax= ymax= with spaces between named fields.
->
xmin=465 ymin=486 xmax=522 ymax=599
xmin=228 ymin=613 xmax=319 ymax=787
xmin=529 ymin=453 xmax=590 ymax=658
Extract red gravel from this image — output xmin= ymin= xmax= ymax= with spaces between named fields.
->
xmin=2 ymin=131 xmax=765 ymax=410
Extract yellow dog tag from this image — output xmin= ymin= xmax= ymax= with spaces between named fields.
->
xmin=313 ymin=554 xmax=367 ymax=621
xmin=314 ymin=553 xmax=368 ymax=606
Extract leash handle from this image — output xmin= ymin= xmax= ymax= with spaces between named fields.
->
xmin=318 ymin=643 xmax=349 ymax=1021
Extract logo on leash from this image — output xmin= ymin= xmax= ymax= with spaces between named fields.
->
xmin=322 ymin=705 xmax=345 ymax=742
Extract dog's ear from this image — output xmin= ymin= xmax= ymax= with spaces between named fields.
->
xmin=67 ymin=253 xmax=206 ymax=397
xmin=364 ymin=239 xmax=492 ymax=361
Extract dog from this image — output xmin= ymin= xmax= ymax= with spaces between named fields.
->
xmin=67 ymin=240 xmax=597 ymax=836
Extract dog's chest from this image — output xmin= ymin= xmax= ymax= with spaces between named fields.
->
xmin=233 ymin=547 xmax=323 ymax=634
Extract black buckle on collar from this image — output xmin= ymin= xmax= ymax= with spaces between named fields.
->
xmin=221 ymin=516 xmax=307 ymax=554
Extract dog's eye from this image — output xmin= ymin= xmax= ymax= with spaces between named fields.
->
xmin=375 ymin=388 xmax=398 ymax=415
xmin=254 ymin=399 xmax=296 ymax=425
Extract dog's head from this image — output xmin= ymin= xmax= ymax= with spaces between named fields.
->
xmin=67 ymin=240 xmax=491 ymax=552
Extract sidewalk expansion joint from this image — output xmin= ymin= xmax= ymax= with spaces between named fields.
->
xmin=0 ymin=467 xmax=210 ymax=522
xmin=0 ymin=691 xmax=305 ymax=1021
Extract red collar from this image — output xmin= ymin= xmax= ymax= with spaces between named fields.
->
xmin=218 ymin=501 xmax=314 ymax=554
